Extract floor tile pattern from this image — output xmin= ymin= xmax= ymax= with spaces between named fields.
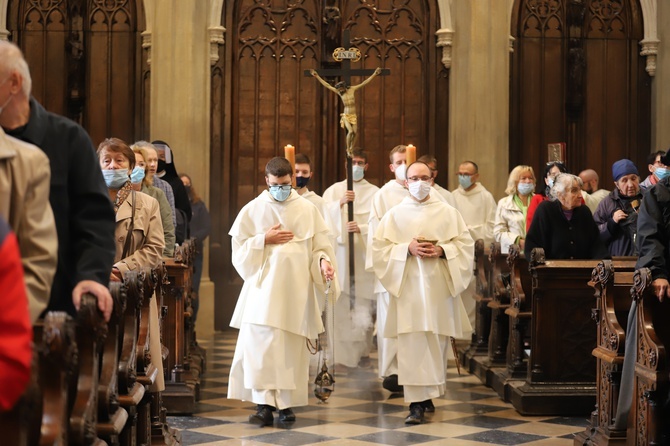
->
xmin=168 ymin=331 xmax=588 ymax=445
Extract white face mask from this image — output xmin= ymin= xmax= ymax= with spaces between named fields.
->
xmin=408 ymin=180 xmax=431 ymax=201
xmin=352 ymin=165 xmax=365 ymax=181
xmin=394 ymin=163 xmax=407 ymax=181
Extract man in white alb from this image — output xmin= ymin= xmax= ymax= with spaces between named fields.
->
xmin=228 ymin=157 xmax=338 ymax=427
xmin=372 ymin=161 xmax=474 ymax=424
xmin=322 ymin=148 xmax=379 ymax=369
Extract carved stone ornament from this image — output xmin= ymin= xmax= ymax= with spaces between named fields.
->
xmin=435 ymin=28 xmax=454 ymax=69
xmin=640 ymin=39 xmax=659 ymax=77
xmin=209 ymin=26 xmax=225 ymax=66
xmin=141 ymin=30 xmax=152 ymax=66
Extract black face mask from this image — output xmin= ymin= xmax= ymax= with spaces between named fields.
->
xmin=157 ymin=159 xmax=167 ymax=174
xmin=296 ymin=176 xmax=310 ymax=188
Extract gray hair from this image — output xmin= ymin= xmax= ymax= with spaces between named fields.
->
xmin=0 ymin=41 xmax=32 ymax=97
xmin=131 ymin=140 xmax=157 ymax=152
xmin=551 ymin=173 xmax=582 ymax=199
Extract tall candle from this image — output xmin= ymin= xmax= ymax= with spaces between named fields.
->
xmin=284 ymin=144 xmax=296 ymax=187
xmin=406 ymin=144 xmax=416 ymax=165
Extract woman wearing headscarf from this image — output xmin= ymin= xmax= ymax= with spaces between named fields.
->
xmin=151 ymin=140 xmax=192 ymax=244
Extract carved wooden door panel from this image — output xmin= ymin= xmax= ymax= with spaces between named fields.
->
xmin=7 ymin=0 xmax=148 ymax=146
xmin=510 ymin=0 xmax=650 ymax=185
xmin=211 ymin=0 xmax=446 ymax=328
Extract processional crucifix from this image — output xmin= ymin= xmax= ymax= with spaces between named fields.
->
xmin=306 ymin=29 xmax=389 ymax=309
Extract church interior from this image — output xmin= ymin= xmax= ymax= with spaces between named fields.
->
xmin=2 ymin=0 xmax=670 ymax=444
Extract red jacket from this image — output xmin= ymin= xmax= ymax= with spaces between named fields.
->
xmin=0 ymin=218 xmax=32 ymax=411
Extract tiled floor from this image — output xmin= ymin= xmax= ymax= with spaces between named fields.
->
xmin=168 ymin=331 xmax=588 ymax=445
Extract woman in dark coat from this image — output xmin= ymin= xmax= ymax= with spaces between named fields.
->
xmin=525 ymin=173 xmax=608 ymax=260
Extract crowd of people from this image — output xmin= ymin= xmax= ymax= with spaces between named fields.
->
xmin=226 ymin=139 xmax=670 ymax=427
xmin=0 ymin=41 xmax=210 ymax=411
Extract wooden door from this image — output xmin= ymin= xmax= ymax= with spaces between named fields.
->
xmin=210 ymin=0 xmax=447 ymax=329
xmin=7 ymin=0 xmax=148 ymax=146
xmin=510 ymin=0 xmax=651 ymax=186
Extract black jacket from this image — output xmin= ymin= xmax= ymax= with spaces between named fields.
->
xmin=7 ymin=98 xmax=116 ymax=316
xmin=636 ymin=178 xmax=670 ymax=279
xmin=525 ymin=200 xmax=609 ymax=260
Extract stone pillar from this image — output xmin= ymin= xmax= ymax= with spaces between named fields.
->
xmin=151 ymin=0 xmax=214 ymax=339
xmin=448 ymin=0 xmax=511 ymax=199
xmin=652 ymin=1 xmax=670 ymax=151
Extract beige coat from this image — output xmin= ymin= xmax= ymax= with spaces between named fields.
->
xmin=0 ymin=127 xmax=57 ymax=322
xmin=114 ymin=190 xmax=165 ymax=273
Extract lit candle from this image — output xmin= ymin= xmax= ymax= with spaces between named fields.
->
xmin=406 ymin=144 xmax=416 ymax=165
xmin=284 ymin=144 xmax=296 ymax=187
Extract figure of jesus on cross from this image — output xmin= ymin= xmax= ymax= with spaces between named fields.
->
xmin=310 ymin=67 xmax=383 ymax=156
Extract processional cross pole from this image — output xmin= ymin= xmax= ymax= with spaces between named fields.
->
xmin=306 ymin=29 xmax=389 ymax=309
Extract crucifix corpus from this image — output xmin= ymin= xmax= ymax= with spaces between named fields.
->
xmin=306 ymin=29 xmax=389 ymax=311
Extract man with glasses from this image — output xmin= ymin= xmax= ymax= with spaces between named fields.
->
xmin=641 ymin=150 xmax=668 ymax=190
xmin=371 ymin=161 xmax=473 ymax=424
xmin=322 ymin=148 xmax=379 ymax=370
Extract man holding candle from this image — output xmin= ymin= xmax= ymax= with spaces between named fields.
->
xmin=323 ymin=148 xmax=379 ymax=369
xmin=227 ymin=157 xmax=339 ymax=426
xmin=372 ymin=161 xmax=474 ymax=424
xmin=366 ymin=145 xmax=450 ymax=393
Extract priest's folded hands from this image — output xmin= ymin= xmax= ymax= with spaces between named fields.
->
xmin=408 ymin=238 xmax=444 ymax=259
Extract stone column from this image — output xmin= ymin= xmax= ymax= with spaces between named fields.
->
xmin=448 ymin=0 xmax=511 ymax=199
xmin=151 ymin=0 xmax=214 ymax=338
xmin=652 ymin=1 xmax=670 ymax=151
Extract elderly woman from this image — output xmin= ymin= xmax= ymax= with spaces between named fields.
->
xmin=98 ymin=137 xmax=166 ymax=392
xmin=494 ymin=165 xmax=536 ymax=253
xmin=593 ymin=159 xmax=644 ymax=256
xmin=525 ymin=173 xmax=608 ymax=259
xmin=131 ymin=145 xmax=176 ymax=257
xmin=526 ymin=162 xmax=568 ymax=232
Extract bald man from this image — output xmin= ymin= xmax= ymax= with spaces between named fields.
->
xmin=579 ymin=169 xmax=609 ymax=213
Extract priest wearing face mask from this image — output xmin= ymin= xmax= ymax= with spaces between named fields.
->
xmin=322 ymin=148 xmax=380 ymax=370
xmin=593 ymin=159 xmax=645 ymax=256
xmin=294 ymin=153 xmax=329 ymax=218
xmin=228 ymin=156 xmax=339 ymax=427
xmin=372 ymin=161 xmax=474 ymax=425
xmin=366 ymin=145 xmax=449 ymax=393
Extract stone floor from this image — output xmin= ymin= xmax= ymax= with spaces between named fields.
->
xmin=168 ymin=331 xmax=587 ymax=445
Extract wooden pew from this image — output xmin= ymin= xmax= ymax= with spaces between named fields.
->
xmin=462 ymin=240 xmax=493 ymax=371
xmin=573 ymin=258 xmax=636 ymax=446
xmin=162 ymin=240 xmax=202 ymax=415
xmin=627 ymin=267 xmax=670 ymax=445
xmin=508 ymin=248 xmax=601 ymax=415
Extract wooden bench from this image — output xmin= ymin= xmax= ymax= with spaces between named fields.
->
xmin=573 ymin=258 xmax=636 ymax=445
xmin=508 ymin=248 xmax=602 ymax=415
xmin=462 ymin=239 xmax=493 ymax=370
xmin=627 ymin=267 xmax=670 ymax=445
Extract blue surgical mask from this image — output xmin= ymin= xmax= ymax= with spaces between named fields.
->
xmin=458 ymin=174 xmax=473 ymax=189
xmin=656 ymin=167 xmax=670 ymax=180
xmin=547 ymin=177 xmax=555 ymax=188
xmin=517 ymin=182 xmax=535 ymax=196
xmin=102 ymin=169 xmax=129 ymax=189
xmin=352 ymin=165 xmax=365 ymax=181
xmin=269 ymin=184 xmax=292 ymax=202
xmin=130 ymin=166 xmax=145 ymax=184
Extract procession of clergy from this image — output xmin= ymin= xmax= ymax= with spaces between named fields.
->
xmin=227 ymin=143 xmax=627 ymax=427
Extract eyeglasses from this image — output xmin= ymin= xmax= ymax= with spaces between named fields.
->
xmin=408 ymin=176 xmax=432 ymax=182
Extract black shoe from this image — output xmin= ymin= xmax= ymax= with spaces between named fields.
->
xmin=249 ymin=405 xmax=274 ymax=426
xmin=382 ymin=374 xmax=404 ymax=393
xmin=405 ymin=403 xmax=425 ymax=425
xmin=278 ymin=408 xmax=296 ymax=422
xmin=421 ymin=399 xmax=435 ymax=413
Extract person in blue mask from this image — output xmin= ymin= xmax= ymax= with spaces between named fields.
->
xmin=640 ymin=150 xmax=667 ymax=190
xmin=228 ymin=156 xmax=338 ymax=427
xmin=494 ymin=165 xmax=536 ymax=254
xmin=593 ymin=159 xmax=644 ymax=256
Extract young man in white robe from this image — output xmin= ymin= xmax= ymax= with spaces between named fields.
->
xmin=322 ymin=148 xmax=379 ymax=369
xmin=372 ymin=161 xmax=474 ymax=424
xmin=366 ymin=145 xmax=449 ymax=392
xmin=228 ymin=157 xmax=338 ymax=426
xmin=451 ymin=160 xmax=497 ymax=327
xmin=294 ymin=153 xmax=329 ymax=219
xmin=417 ymin=154 xmax=457 ymax=208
